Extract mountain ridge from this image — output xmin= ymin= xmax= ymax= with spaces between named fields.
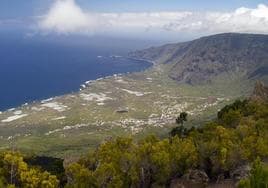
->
xmin=129 ymin=33 xmax=268 ymax=85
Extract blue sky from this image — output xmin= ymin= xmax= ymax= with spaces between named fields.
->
xmin=1 ymin=0 xmax=268 ymax=40
xmin=1 ymin=0 xmax=268 ymax=18
xmin=78 ymin=0 xmax=268 ymax=12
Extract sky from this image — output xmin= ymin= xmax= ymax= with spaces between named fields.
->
xmin=1 ymin=0 xmax=268 ymax=41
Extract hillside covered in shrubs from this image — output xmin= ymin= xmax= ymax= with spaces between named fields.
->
xmin=0 ymin=83 xmax=268 ymax=188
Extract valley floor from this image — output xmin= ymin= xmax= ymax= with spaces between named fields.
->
xmin=0 ymin=64 xmax=253 ymax=157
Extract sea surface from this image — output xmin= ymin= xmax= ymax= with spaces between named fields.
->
xmin=0 ymin=35 xmax=152 ymax=111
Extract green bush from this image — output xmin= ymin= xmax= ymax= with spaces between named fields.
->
xmin=238 ymin=157 xmax=268 ymax=188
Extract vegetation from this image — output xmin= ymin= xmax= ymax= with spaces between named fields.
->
xmin=64 ymin=99 xmax=268 ymax=187
xmin=0 ymin=151 xmax=59 ymax=187
xmin=0 ymin=96 xmax=267 ymax=187
xmin=176 ymin=112 xmax=188 ymax=126
xmin=238 ymin=157 xmax=268 ymax=188
xmin=170 ymin=112 xmax=189 ymax=137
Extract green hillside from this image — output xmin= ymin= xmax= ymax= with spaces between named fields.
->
xmin=0 ymin=84 xmax=267 ymax=187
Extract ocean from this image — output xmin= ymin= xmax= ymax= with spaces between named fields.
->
xmin=0 ymin=35 xmax=153 ymax=111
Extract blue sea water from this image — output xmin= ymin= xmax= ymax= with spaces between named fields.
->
xmin=0 ymin=35 xmax=153 ymax=111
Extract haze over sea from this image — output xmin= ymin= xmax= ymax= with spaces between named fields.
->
xmin=0 ymin=33 xmax=154 ymax=111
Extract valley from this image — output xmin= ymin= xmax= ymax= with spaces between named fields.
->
xmin=0 ymin=64 xmax=251 ymax=157
xmin=0 ymin=33 xmax=267 ymax=157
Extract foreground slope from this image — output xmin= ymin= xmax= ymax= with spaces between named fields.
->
xmin=1 ymin=82 xmax=267 ymax=188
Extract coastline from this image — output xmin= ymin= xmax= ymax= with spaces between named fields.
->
xmin=79 ymin=56 xmax=155 ymax=91
xmin=126 ymin=56 xmax=156 ymax=66
xmin=0 ymin=56 xmax=153 ymax=112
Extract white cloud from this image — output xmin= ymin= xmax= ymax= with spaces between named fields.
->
xmin=38 ymin=0 xmax=96 ymax=34
xmin=38 ymin=0 xmax=268 ymax=38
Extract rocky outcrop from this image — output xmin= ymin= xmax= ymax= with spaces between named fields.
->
xmin=170 ymin=170 xmax=209 ymax=188
xmin=230 ymin=165 xmax=251 ymax=182
xmin=250 ymin=81 xmax=268 ymax=102
xmin=182 ymin=170 xmax=209 ymax=183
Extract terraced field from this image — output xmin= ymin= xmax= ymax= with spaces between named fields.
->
xmin=0 ymin=64 xmax=253 ymax=157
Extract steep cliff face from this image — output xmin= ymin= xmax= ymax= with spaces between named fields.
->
xmin=129 ymin=42 xmax=190 ymax=65
xmin=130 ymin=33 xmax=268 ymax=84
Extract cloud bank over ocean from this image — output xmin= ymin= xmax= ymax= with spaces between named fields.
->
xmin=37 ymin=0 xmax=268 ymax=39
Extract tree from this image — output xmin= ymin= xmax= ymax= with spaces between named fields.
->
xmin=2 ymin=151 xmax=59 ymax=188
xmin=65 ymin=163 xmax=97 ymax=188
xmin=94 ymin=137 xmax=137 ymax=187
xmin=3 ymin=151 xmax=27 ymax=186
xmin=169 ymin=136 xmax=198 ymax=177
xmin=176 ymin=112 xmax=188 ymax=127
xmin=171 ymin=112 xmax=188 ymax=137
xmin=136 ymin=136 xmax=170 ymax=186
